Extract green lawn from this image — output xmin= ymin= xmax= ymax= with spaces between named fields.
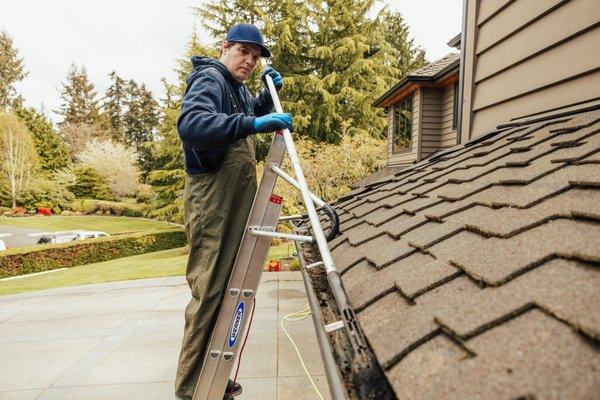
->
xmin=0 ymin=215 xmax=179 ymax=234
xmin=266 ymin=241 xmax=296 ymax=262
xmin=0 ymin=241 xmax=297 ymax=296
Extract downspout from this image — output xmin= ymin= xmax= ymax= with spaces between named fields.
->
xmin=456 ymin=0 xmax=469 ymax=145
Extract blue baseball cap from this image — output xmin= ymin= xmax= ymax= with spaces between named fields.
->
xmin=226 ymin=23 xmax=271 ymax=58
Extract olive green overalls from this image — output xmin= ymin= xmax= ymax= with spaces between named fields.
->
xmin=175 ymin=135 xmax=257 ymax=398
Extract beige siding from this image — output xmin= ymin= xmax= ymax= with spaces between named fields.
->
xmin=475 ymin=0 xmax=600 ymax=81
xmin=477 ymin=0 xmax=513 ymax=25
xmin=386 ymin=106 xmax=394 ymax=162
xmin=419 ymin=88 xmax=442 ymax=159
xmin=388 ymin=90 xmax=420 ymax=166
xmin=441 ymin=83 xmax=457 ymax=148
xmin=461 ymin=0 xmax=600 ymax=140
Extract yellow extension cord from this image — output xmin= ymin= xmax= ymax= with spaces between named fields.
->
xmin=280 ymin=306 xmax=325 ymax=400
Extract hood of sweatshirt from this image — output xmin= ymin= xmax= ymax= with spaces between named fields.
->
xmin=188 ymin=57 xmax=243 ymax=87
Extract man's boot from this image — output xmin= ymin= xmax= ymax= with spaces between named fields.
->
xmin=224 ymin=379 xmax=242 ymax=398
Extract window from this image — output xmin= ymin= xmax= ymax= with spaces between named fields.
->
xmin=452 ymin=80 xmax=459 ymax=130
xmin=393 ymin=95 xmax=413 ymax=153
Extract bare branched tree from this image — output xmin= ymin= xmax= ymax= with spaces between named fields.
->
xmin=58 ymin=122 xmax=108 ymax=158
xmin=0 ymin=113 xmax=38 ymax=207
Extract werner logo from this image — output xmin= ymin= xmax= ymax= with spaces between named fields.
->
xmin=228 ymin=302 xmax=245 ymax=348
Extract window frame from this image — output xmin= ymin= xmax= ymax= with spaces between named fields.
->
xmin=452 ymin=80 xmax=459 ymax=130
xmin=392 ymin=95 xmax=414 ymax=154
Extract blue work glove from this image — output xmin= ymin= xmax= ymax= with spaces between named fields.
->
xmin=253 ymin=113 xmax=293 ymax=133
xmin=261 ymin=67 xmax=283 ymax=92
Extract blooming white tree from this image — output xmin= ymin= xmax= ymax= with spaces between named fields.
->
xmin=77 ymin=139 xmax=140 ymax=197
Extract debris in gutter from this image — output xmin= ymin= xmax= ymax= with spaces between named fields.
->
xmin=300 ymin=242 xmax=396 ymax=400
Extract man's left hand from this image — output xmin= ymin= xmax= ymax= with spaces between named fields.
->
xmin=261 ymin=67 xmax=283 ymax=92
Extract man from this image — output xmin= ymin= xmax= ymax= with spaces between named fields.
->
xmin=175 ymin=24 xmax=292 ymax=400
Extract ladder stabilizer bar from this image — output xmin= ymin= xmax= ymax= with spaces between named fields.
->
xmin=269 ymin=163 xmax=340 ymax=241
xmin=249 ymin=227 xmax=315 ymax=243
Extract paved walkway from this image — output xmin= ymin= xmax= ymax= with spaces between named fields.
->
xmin=0 ymin=225 xmax=43 ymax=248
xmin=0 ymin=272 xmax=331 ymax=400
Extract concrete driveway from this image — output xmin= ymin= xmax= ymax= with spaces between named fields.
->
xmin=0 ymin=225 xmax=44 ymax=249
xmin=0 ymin=273 xmax=331 ymax=400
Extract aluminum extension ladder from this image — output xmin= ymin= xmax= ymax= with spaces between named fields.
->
xmin=193 ymin=60 xmax=369 ymax=400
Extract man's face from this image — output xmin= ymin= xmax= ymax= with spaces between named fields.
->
xmin=220 ymin=42 xmax=261 ymax=82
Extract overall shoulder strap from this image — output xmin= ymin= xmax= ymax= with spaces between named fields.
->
xmin=204 ymin=67 xmax=241 ymax=114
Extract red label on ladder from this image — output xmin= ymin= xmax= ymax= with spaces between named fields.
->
xmin=276 ymin=130 xmax=283 ymax=136
xmin=269 ymin=194 xmax=283 ymax=204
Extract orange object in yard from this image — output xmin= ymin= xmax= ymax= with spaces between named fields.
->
xmin=267 ymin=259 xmax=281 ymax=272
xmin=37 ymin=207 xmax=53 ymax=216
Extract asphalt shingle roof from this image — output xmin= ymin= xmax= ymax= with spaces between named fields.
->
xmin=312 ymin=109 xmax=600 ymax=399
xmin=372 ymin=53 xmax=460 ymax=107
xmin=409 ymin=53 xmax=460 ymax=78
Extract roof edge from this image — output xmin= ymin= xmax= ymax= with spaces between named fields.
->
xmin=447 ymin=33 xmax=461 ymax=49
xmin=373 ymin=57 xmax=460 ymax=108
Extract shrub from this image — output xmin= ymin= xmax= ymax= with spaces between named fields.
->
xmin=289 ymin=259 xmax=301 ymax=271
xmin=11 ymin=207 xmax=26 ymax=215
xmin=71 ymin=199 xmax=144 ymax=217
xmin=19 ymin=177 xmax=75 ymax=213
xmin=69 ymin=166 xmax=114 ymax=200
xmin=0 ymin=228 xmax=186 ymax=278
xmin=135 ymin=184 xmax=155 ymax=203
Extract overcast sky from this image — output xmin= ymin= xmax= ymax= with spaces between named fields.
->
xmin=1 ymin=0 xmax=462 ymax=124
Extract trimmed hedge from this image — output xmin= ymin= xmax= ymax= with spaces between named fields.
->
xmin=0 ymin=228 xmax=187 ymax=278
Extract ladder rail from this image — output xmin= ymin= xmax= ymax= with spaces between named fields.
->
xmin=193 ymin=132 xmax=287 ymax=400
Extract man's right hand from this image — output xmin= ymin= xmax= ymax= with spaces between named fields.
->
xmin=253 ymin=113 xmax=293 ymax=133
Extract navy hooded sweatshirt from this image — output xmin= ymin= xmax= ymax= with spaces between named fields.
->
xmin=177 ymin=57 xmax=274 ymax=174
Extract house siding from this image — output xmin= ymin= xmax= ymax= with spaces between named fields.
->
xmin=388 ymin=90 xmax=420 ymax=166
xmin=461 ymin=0 xmax=600 ymax=140
xmin=419 ymin=87 xmax=442 ymax=159
xmin=441 ymin=83 xmax=458 ymax=148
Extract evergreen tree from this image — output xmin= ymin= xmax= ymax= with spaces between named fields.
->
xmin=196 ymin=0 xmax=425 ymax=142
xmin=122 ymin=80 xmax=158 ymax=147
xmin=147 ymin=37 xmax=217 ymax=222
xmin=56 ymin=64 xmax=100 ymax=126
xmin=12 ymin=99 xmax=71 ymax=175
xmin=379 ymin=9 xmax=426 ymax=78
xmin=283 ymin=0 xmax=419 ymax=141
xmin=194 ymin=0 xmax=268 ymax=41
xmin=0 ymin=30 xmax=27 ymax=110
xmin=69 ymin=166 xmax=113 ymax=200
xmin=100 ymin=71 xmax=160 ymax=178
xmin=103 ymin=71 xmax=127 ymax=140
xmin=122 ymin=80 xmax=159 ymax=178
xmin=146 ymin=79 xmax=186 ymax=222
